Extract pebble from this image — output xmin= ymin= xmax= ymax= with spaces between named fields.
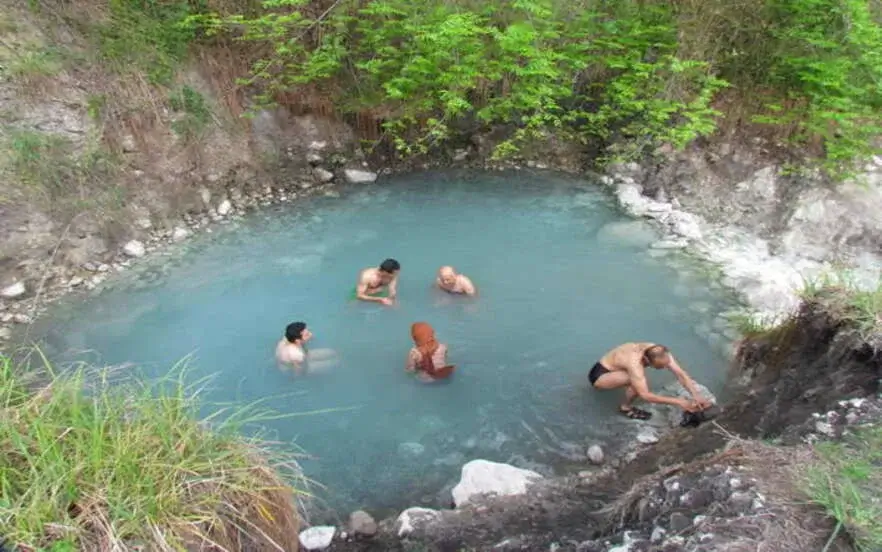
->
xmin=587 ymin=444 xmax=605 ymax=465
xmin=69 ymin=277 xmax=84 ymax=287
xmin=13 ymin=313 xmax=32 ymax=324
xmin=348 ymin=510 xmax=377 ymax=537
xmin=217 ymin=199 xmax=232 ymax=216
xmin=122 ymin=240 xmax=146 ymax=258
xmin=815 ymin=421 xmax=835 ymax=437
xmin=636 ymin=427 xmax=660 ymax=444
xmin=650 ymin=526 xmax=666 ymax=544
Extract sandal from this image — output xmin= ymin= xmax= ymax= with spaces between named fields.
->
xmin=620 ymin=407 xmax=653 ymax=420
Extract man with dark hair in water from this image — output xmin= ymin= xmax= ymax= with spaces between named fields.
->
xmin=355 ymin=258 xmax=400 ymax=306
xmin=275 ymin=321 xmax=338 ymax=374
xmin=588 ymin=342 xmax=711 ymax=419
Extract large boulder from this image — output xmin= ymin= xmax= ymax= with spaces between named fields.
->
xmin=451 ymin=459 xmax=543 ymax=507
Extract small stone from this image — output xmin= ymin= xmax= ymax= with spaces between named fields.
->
xmin=849 ymin=397 xmax=867 ymax=409
xmin=217 ymin=199 xmax=232 ymax=216
xmin=200 ymin=188 xmax=212 ymax=206
xmin=693 ymin=515 xmax=707 ymax=526
xmin=729 ymin=491 xmax=754 ymax=513
xmin=669 ymin=512 xmax=691 ymax=532
xmin=97 ymin=264 xmax=110 ymax=273
xmin=1 ymin=313 xmax=12 ymax=323
xmin=453 ymin=149 xmax=469 ymax=162
xmin=650 ymin=526 xmax=666 ymax=544
xmin=728 ymin=478 xmax=742 ymax=490
xmin=12 ymin=314 xmax=31 ymax=325
xmin=82 ymin=262 xmax=98 ymax=272
xmin=69 ymin=277 xmax=84 ymax=287
xmin=343 ymin=169 xmax=378 ymax=184
xmin=815 ymin=421 xmax=835 ymax=437
xmin=587 ymin=444 xmax=604 ymax=465
xmin=172 ymin=227 xmax=191 ymax=242
xmin=123 ymin=241 xmax=146 ymax=258
xmin=348 ymin=510 xmax=377 ymax=537
xmin=845 ymin=412 xmax=860 ymax=425
xmin=308 ymin=140 xmax=327 ymax=151
xmin=298 ymin=526 xmax=335 ymax=550
xmin=314 ymin=167 xmax=335 ymax=183
xmin=135 ymin=218 xmax=152 ymax=230
xmin=1 ymin=282 xmax=27 ymax=299
xmin=651 ymin=239 xmax=689 ymax=250
xmin=307 ymin=152 xmax=323 ymax=164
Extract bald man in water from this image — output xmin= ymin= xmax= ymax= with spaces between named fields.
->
xmin=436 ymin=266 xmax=476 ymax=296
xmin=589 ymin=343 xmax=711 ymax=420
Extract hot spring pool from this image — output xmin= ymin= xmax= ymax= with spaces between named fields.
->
xmin=34 ymin=170 xmax=741 ymax=519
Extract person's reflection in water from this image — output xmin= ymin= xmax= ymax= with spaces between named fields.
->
xmin=275 ymin=321 xmax=338 ymax=375
xmin=406 ymin=322 xmax=456 ymax=382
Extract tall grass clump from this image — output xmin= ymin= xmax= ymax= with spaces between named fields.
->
xmin=800 ymin=270 xmax=882 ymax=340
xmin=805 ymin=425 xmax=882 ymax=551
xmin=0 ymin=351 xmax=304 ymax=551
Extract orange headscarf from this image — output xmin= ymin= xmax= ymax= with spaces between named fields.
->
xmin=411 ymin=322 xmax=439 ymax=373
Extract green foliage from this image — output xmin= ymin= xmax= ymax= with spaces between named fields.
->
xmin=187 ymin=0 xmax=727 ymax=161
xmin=168 ymin=85 xmax=213 ymax=140
xmin=90 ymin=0 xmax=205 ymax=84
xmin=0 ymin=351 xmax=305 ymax=550
xmin=2 ymin=47 xmax=63 ymax=83
xmin=1 ymin=129 xmax=123 ymax=216
xmin=800 ymin=269 xmax=882 ymax=337
xmin=805 ymin=425 xmax=882 ymax=551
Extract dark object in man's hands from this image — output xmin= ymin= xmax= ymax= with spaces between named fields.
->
xmin=680 ymin=404 xmax=721 ymax=428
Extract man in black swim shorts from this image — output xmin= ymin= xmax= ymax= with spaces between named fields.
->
xmin=590 ymin=342 xmax=711 ymax=420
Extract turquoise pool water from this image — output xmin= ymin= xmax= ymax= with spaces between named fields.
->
xmin=35 ymin=170 xmax=739 ymax=519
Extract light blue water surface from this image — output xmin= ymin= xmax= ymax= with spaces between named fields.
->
xmin=35 ymin=171 xmax=739 ymax=519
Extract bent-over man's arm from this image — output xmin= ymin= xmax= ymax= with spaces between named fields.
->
xmin=388 ymin=273 xmax=399 ymax=299
xmin=667 ymin=355 xmax=709 ymax=406
xmin=460 ymin=276 xmax=476 ymax=296
xmin=356 ymin=271 xmax=385 ymax=303
xmin=627 ymin=364 xmax=691 ymax=409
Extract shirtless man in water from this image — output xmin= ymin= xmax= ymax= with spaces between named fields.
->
xmin=356 ymin=258 xmax=400 ymax=306
xmin=436 ymin=266 xmax=476 ymax=296
xmin=589 ymin=343 xmax=711 ymax=419
xmin=275 ymin=321 xmax=337 ymax=374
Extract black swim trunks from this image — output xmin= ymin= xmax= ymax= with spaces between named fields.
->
xmin=588 ymin=362 xmax=610 ymax=386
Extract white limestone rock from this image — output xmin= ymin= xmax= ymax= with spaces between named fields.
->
xmin=122 ymin=240 xmax=146 ymax=258
xmin=298 ymin=526 xmax=335 ymax=550
xmin=1 ymin=281 xmax=27 ymax=299
xmin=587 ymin=444 xmax=605 ymax=465
xmin=451 ymin=459 xmax=543 ymax=507
xmin=200 ymin=187 xmax=212 ymax=206
xmin=395 ymin=507 xmax=440 ymax=537
xmin=217 ymin=199 xmax=232 ymax=216
xmin=314 ymin=167 xmax=335 ymax=183
xmin=172 ymin=227 xmax=191 ymax=242
xmin=636 ymin=427 xmax=660 ymax=445
xmin=344 ymin=169 xmax=378 ymax=184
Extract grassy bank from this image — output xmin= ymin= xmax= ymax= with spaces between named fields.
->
xmin=0 ymin=351 xmax=303 ymax=551
xmin=806 ymin=425 xmax=882 ymax=552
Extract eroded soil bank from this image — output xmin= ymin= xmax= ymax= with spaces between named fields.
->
xmin=320 ymin=293 xmax=881 ymax=551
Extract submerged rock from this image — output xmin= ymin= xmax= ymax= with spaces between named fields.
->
xmin=344 ymin=169 xmax=378 ymax=184
xmin=348 ymin=510 xmax=377 ymax=537
xmin=1 ymin=281 xmax=26 ymax=299
xmin=298 ymin=526 xmax=335 ymax=550
xmin=122 ymin=240 xmax=146 ymax=258
xmin=451 ymin=459 xmax=543 ymax=507
xmin=395 ymin=507 xmax=440 ymax=537
xmin=314 ymin=167 xmax=335 ymax=183
xmin=636 ymin=427 xmax=660 ymax=444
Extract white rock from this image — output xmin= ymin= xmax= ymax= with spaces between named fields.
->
xmin=650 ymin=526 xmax=666 ymax=544
xmin=587 ymin=444 xmax=604 ymax=465
xmin=815 ymin=421 xmax=835 ymax=437
xmin=298 ymin=526 xmax=335 ymax=550
xmin=453 ymin=149 xmax=469 ymax=162
xmin=314 ymin=167 xmax=335 ymax=183
xmin=344 ymin=169 xmax=378 ymax=184
xmin=122 ymin=240 xmax=146 ymax=258
xmin=12 ymin=314 xmax=31 ymax=324
xmin=200 ymin=188 xmax=212 ymax=206
xmin=651 ymin=239 xmax=690 ymax=250
xmin=636 ymin=427 xmax=659 ymax=444
xmin=394 ymin=507 xmax=440 ymax=537
xmin=307 ymin=152 xmax=323 ymax=164
xmin=217 ymin=199 xmax=232 ymax=216
xmin=172 ymin=227 xmax=191 ymax=242
xmin=663 ymin=210 xmax=703 ymax=240
xmin=135 ymin=218 xmax=152 ymax=230
xmin=309 ymin=140 xmax=328 ymax=151
xmin=451 ymin=459 xmax=543 ymax=507
xmin=1 ymin=281 xmax=27 ymax=299
xmin=68 ymin=277 xmax=84 ymax=287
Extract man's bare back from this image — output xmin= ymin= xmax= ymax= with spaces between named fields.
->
xmin=589 ymin=342 xmax=711 ymax=420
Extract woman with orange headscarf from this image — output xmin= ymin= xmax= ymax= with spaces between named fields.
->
xmin=406 ymin=322 xmax=455 ymax=381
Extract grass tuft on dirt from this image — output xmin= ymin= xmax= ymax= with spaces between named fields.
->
xmin=805 ymin=425 xmax=882 ymax=552
xmin=0 ymin=350 xmax=304 ymax=551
